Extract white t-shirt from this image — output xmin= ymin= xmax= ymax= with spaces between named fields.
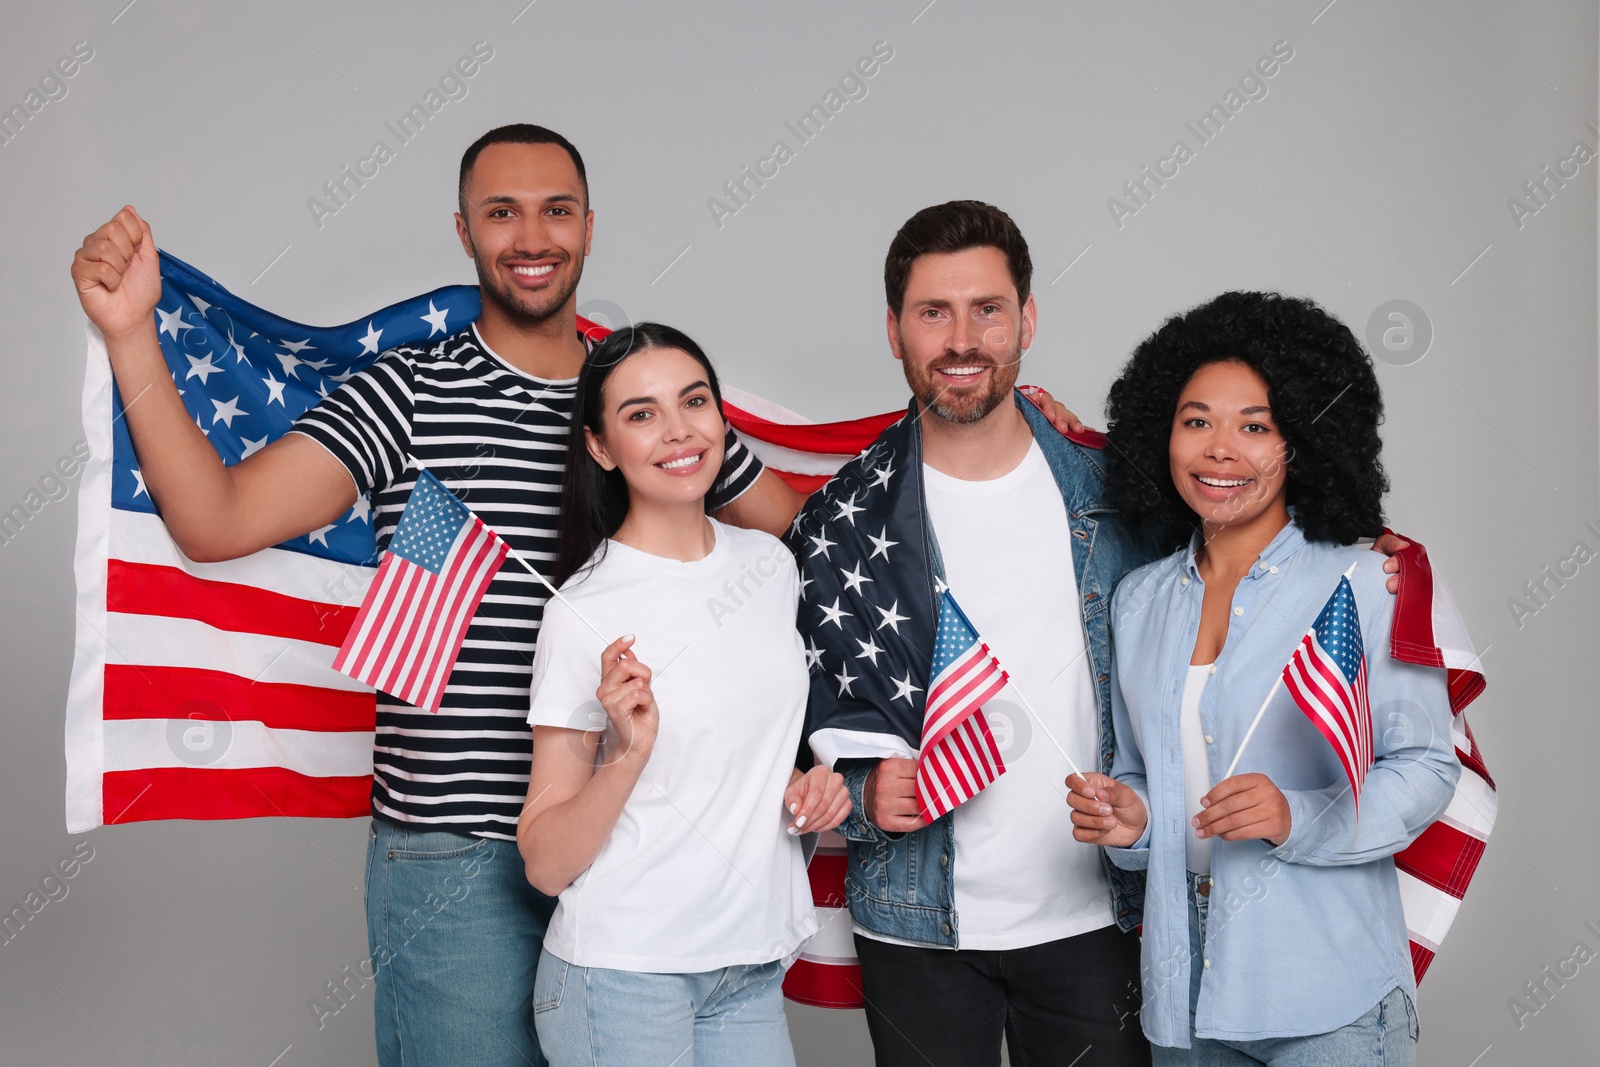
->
xmin=859 ymin=440 xmax=1114 ymax=950
xmin=1181 ymin=664 xmax=1214 ymax=875
xmin=527 ymin=520 xmax=818 ymax=972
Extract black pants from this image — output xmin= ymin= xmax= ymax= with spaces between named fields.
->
xmin=854 ymin=924 xmax=1151 ymax=1067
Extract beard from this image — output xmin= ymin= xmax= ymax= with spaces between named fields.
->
xmin=898 ymin=340 xmax=1023 ymax=425
xmin=473 ymin=248 xmax=585 ymax=326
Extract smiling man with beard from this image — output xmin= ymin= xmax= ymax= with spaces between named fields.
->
xmin=795 ymin=199 xmax=1160 ymax=1067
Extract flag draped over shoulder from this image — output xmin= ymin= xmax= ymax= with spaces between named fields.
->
xmin=1386 ymin=539 xmax=1494 ymax=982
xmin=789 ymin=411 xmax=940 ymax=771
xmin=64 ymin=252 xmax=896 ymax=834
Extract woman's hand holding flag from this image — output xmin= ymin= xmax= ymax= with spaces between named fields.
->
xmin=596 ymin=635 xmax=659 ymax=766
xmin=1193 ymin=773 xmax=1291 ymax=845
xmin=1065 ymin=772 xmax=1148 ymax=848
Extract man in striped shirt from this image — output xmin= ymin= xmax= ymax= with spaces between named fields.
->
xmin=69 ymin=124 xmax=801 ymax=1067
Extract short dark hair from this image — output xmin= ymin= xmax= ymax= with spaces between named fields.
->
xmin=457 ymin=124 xmax=589 ymax=216
xmin=883 ymin=200 xmax=1033 ymax=315
xmin=1105 ymin=290 xmax=1388 ymax=550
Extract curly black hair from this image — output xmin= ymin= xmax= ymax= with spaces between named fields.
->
xmin=1105 ymin=290 xmax=1388 ymax=552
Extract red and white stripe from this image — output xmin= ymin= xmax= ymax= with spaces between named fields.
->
xmin=922 ymin=641 xmax=1009 ymax=748
xmin=915 ymin=642 xmax=1009 ymax=820
xmin=782 ymin=831 xmax=865 ymax=1008
xmin=722 ymin=385 xmax=900 ymax=494
xmin=1386 ymin=536 xmax=1494 ymax=981
xmin=67 ymin=507 xmax=376 ymax=829
xmin=918 ymin=714 xmax=1006 ymax=820
xmin=333 ymin=514 xmax=508 ymax=714
xmin=1282 ymin=634 xmax=1373 ymax=808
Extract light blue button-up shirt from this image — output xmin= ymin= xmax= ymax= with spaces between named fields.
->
xmin=1106 ymin=520 xmax=1460 ymax=1048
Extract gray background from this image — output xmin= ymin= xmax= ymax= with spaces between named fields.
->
xmin=1 ymin=1 xmax=1595 ymax=1064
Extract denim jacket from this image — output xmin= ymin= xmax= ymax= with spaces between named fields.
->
xmin=808 ymin=395 xmax=1162 ymax=947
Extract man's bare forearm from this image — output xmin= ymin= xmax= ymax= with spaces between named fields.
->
xmin=74 ymin=206 xmax=357 ymax=562
xmin=101 ymin=320 xmax=247 ymax=559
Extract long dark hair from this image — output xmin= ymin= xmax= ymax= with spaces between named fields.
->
xmin=552 ymin=323 xmax=727 ymax=587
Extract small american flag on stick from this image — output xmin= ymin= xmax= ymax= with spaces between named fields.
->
xmin=1282 ymin=571 xmax=1374 ymax=809
xmin=916 ymin=591 xmax=1010 ymax=821
xmin=333 ymin=469 xmax=509 ymax=712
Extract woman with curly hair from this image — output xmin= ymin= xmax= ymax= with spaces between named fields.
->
xmin=1066 ymin=292 xmax=1461 ymax=1064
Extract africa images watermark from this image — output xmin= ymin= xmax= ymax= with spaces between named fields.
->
xmin=306 ymin=40 xmax=496 ymax=231
xmin=705 ymin=539 xmax=793 ymax=629
xmin=1506 ymin=519 xmax=1600 ymax=630
xmin=1107 ymin=40 xmax=1295 ymax=229
xmin=1506 ymin=918 xmax=1600 ymax=1030
xmin=0 ymin=439 xmax=93 ymax=550
xmin=0 ymin=39 xmax=95 ymax=149
xmin=706 ymin=40 xmax=896 ymax=230
xmin=1506 ymin=121 xmax=1598 ymax=232
xmin=0 ymin=841 xmax=96 ymax=949
xmin=307 ymin=849 xmax=486 ymax=1031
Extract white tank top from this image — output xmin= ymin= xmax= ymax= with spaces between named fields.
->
xmin=1182 ymin=664 xmax=1214 ymax=875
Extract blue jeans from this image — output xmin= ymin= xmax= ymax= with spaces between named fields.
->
xmin=1151 ymin=874 xmax=1418 ymax=1066
xmin=532 ymin=948 xmax=796 ymax=1066
xmin=365 ymin=819 xmax=559 ymax=1067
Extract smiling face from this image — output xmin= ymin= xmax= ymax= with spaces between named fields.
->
xmin=584 ymin=346 xmax=725 ymax=510
xmin=1169 ymin=359 xmax=1292 ymax=535
xmin=455 ymin=141 xmax=592 ymax=325
xmin=887 ymin=246 xmax=1036 ymax=425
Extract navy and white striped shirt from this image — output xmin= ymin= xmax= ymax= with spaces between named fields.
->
xmin=292 ymin=324 xmax=762 ymax=838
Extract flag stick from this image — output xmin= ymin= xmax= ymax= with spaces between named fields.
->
xmin=1003 ymin=679 xmax=1084 ymax=778
xmin=501 ymin=542 xmax=611 ymax=646
xmin=1223 ymin=675 xmax=1283 ymax=780
xmin=404 ymin=454 xmax=611 ymax=646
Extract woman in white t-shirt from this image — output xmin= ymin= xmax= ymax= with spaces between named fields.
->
xmin=517 ymin=322 xmax=849 ymax=1067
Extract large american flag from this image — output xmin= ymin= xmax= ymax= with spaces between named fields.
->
xmin=1281 ymin=572 xmax=1374 ymax=811
xmin=332 ymin=470 xmax=509 ymax=713
xmin=65 ymin=252 xmax=479 ymax=830
xmin=916 ymin=591 xmax=1009 ymax=821
xmin=64 ymin=251 xmax=896 ymax=833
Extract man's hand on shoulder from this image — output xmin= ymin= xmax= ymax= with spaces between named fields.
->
xmin=1371 ymin=530 xmax=1410 ymax=595
xmin=1020 ymin=385 xmax=1091 ymax=437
